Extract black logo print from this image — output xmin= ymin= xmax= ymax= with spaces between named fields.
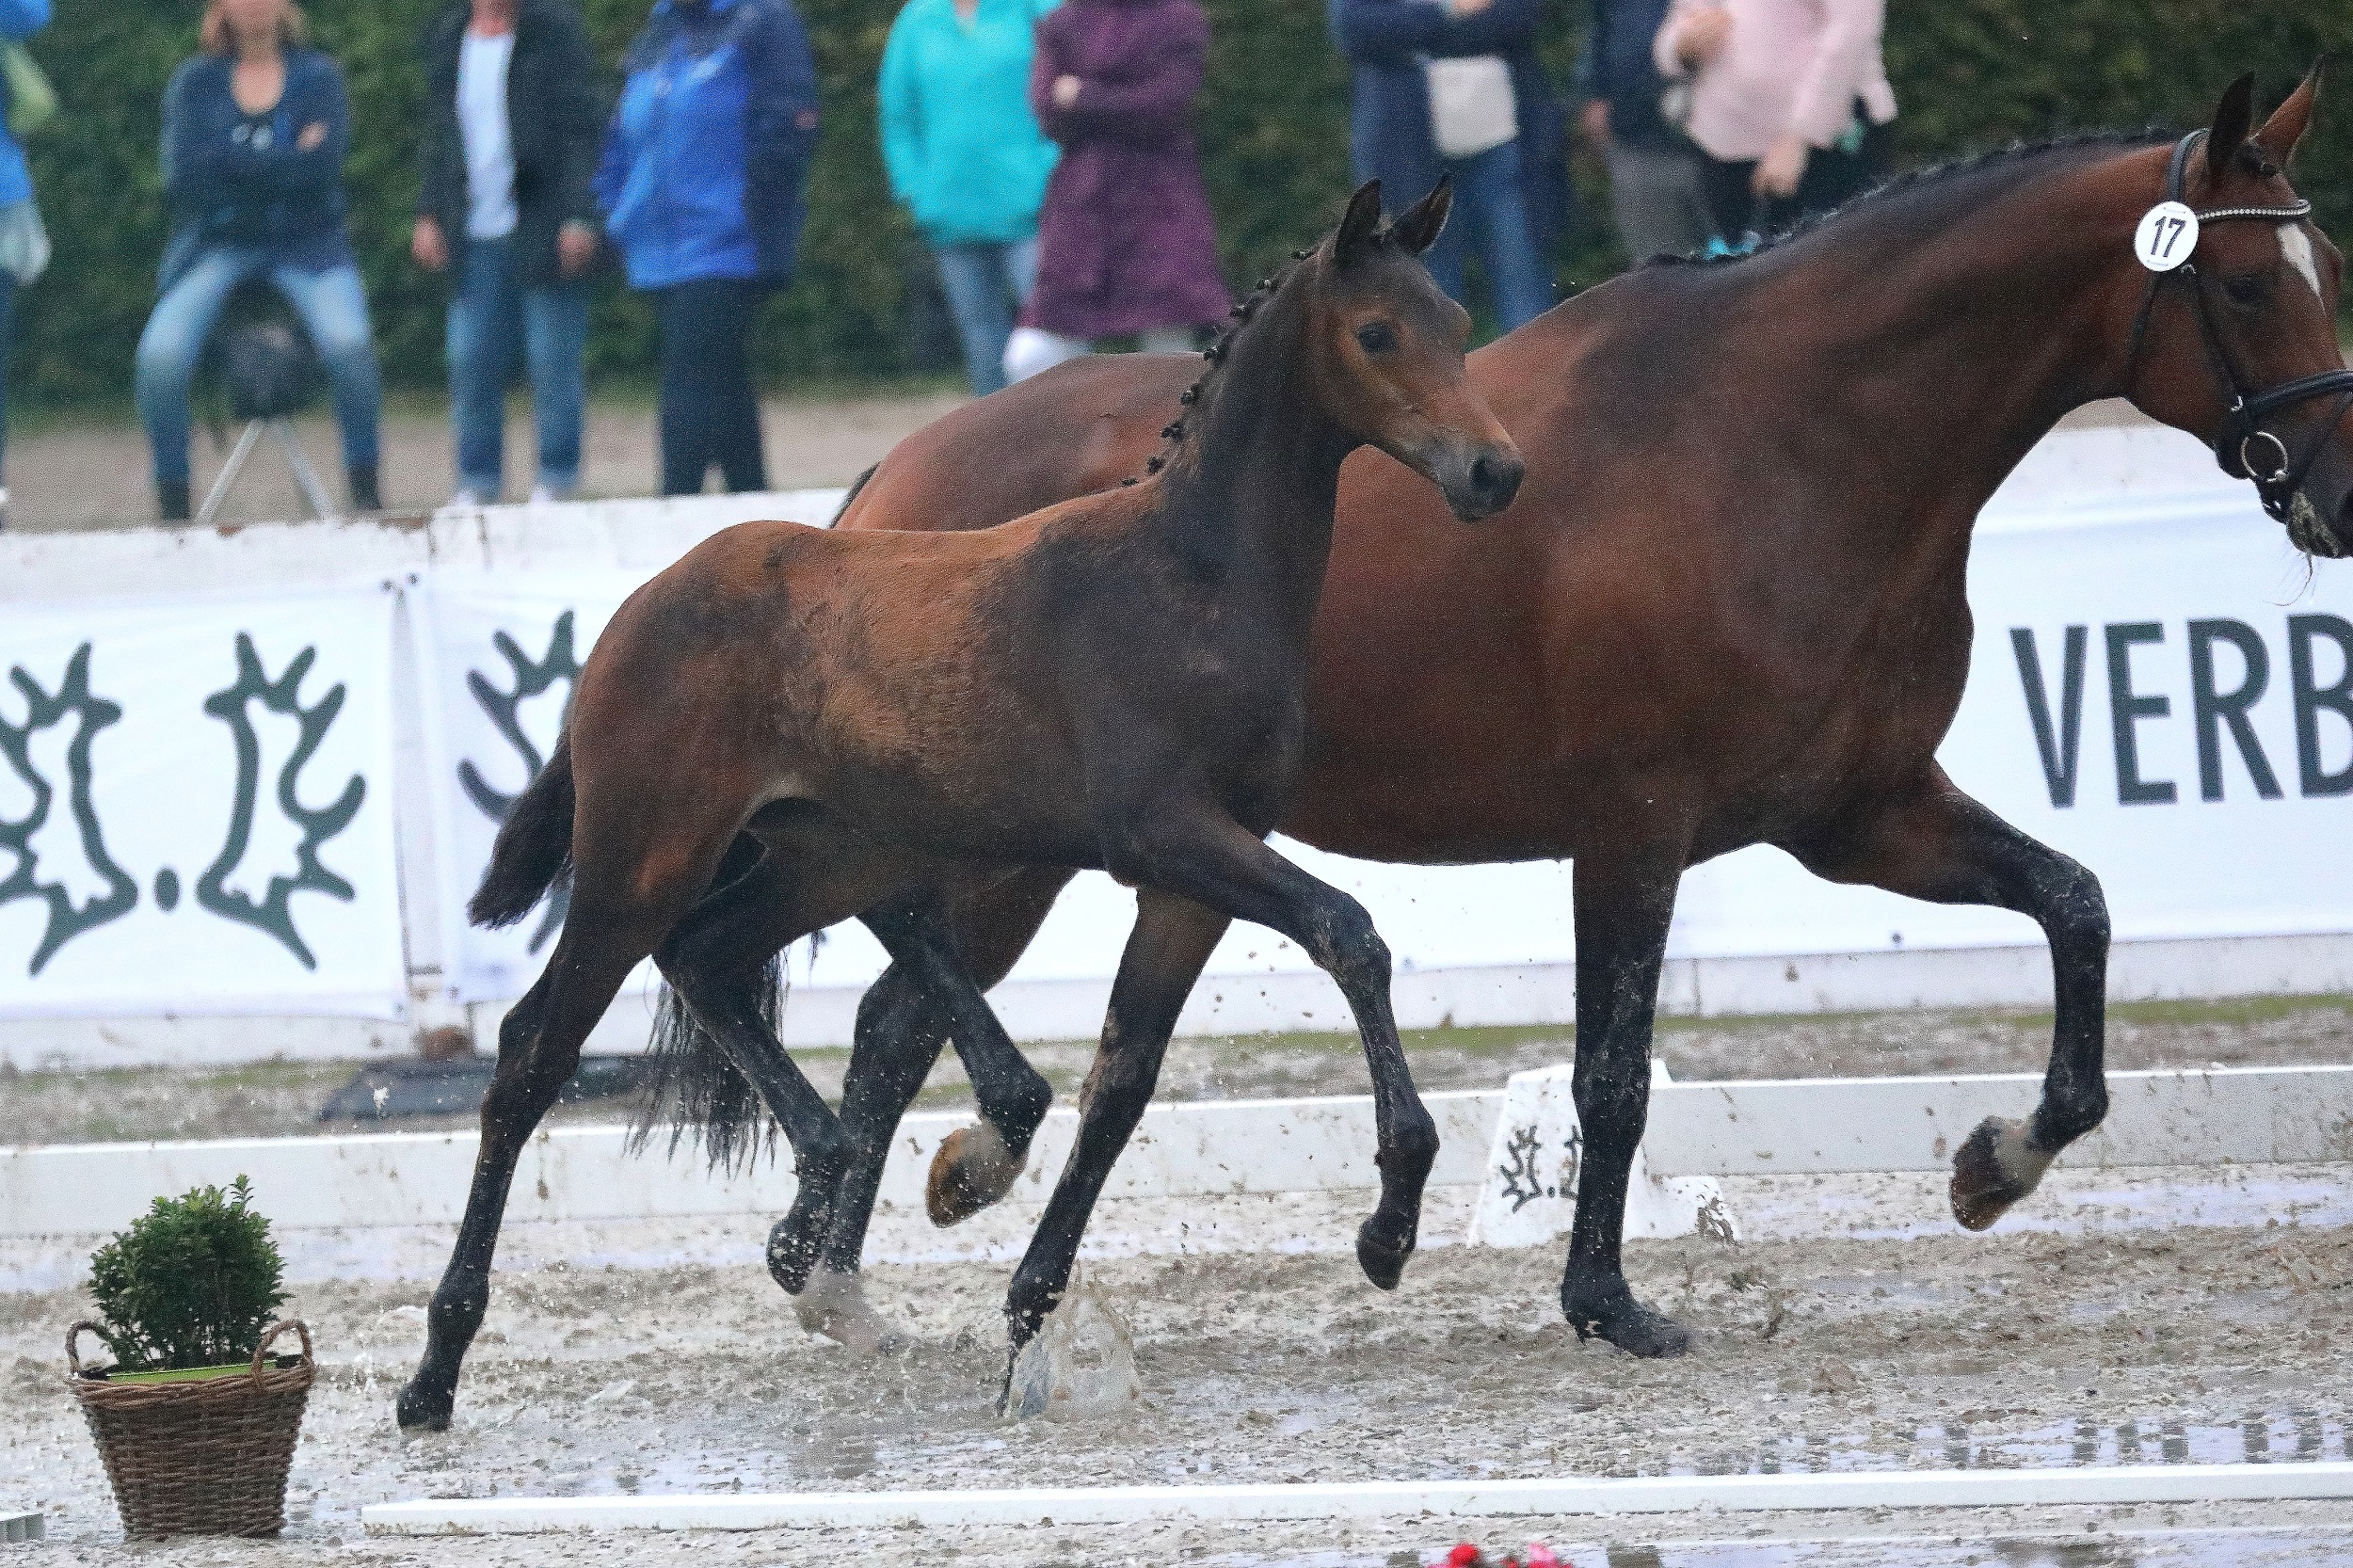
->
xmin=458 ymin=613 xmax=580 ymax=953
xmin=0 ymin=645 xmax=139 ymax=973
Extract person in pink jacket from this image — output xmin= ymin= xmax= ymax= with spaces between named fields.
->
xmin=1654 ymin=0 xmax=1895 ymax=244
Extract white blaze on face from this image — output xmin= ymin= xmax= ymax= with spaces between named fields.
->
xmin=2281 ymin=222 xmax=2323 ymax=301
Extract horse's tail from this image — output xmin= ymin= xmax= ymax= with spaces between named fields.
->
xmin=626 ymin=836 xmax=785 ymax=1174
xmin=468 ymin=736 xmax=576 ymax=930
xmin=828 ymin=463 xmax=877 ymax=526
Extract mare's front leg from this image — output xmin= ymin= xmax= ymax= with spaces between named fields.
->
xmin=1561 ymin=844 xmax=1693 ymax=1357
xmin=1792 ymin=767 xmax=2108 ymax=1230
xmin=1002 ymin=889 xmax=1229 ymax=1373
xmin=1112 ymin=813 xmax=1437 ymax=1290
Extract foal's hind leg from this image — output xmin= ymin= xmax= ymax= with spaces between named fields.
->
xmin=1002 ymin=889 xmax=1229 ymax=1384
xmin=653 ymin=853 xmax=856 ymax=1295
xmin=1108 ymin=811 xmax=1438 ymax=1291
xmin=399 ymin=908 xmax=668 ymax=1431
xmin=1796 ymin=769 xmax=2108 ymax=1230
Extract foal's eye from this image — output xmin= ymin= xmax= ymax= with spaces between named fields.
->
xmin=2222 ymin=274 xmax=2271 ymax=308
xmin=1354 ymin=322 xmax=1400 ymax=354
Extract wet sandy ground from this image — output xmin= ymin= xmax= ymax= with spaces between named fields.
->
xmin=0 ymin=387 xmax=957 ymax=533
xmin=8 ymin=997 xmax=2348 ymax=1148
xmin=6 ymin=1210 xmax=2349 ymax=1561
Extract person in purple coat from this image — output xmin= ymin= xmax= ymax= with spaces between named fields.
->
xmin=1002 ymin=0 xmax=1227 ymax=382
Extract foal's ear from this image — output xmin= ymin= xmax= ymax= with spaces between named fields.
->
xmin=2251 ymin=59 xmax=2327 ymax=169
xmin=2205 ymin=72 xmax=2256 ymax=184
xmin=1388 ymin=175 xmax=1453 ymax=257
xmin=1336 ymin=180 xmax=1385 ymax=266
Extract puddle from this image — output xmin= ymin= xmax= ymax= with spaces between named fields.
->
xmin=1218 ymin=1527 xmax=2353 ymax=1566
xmin=1643 ymin=1408 xmax=2345 ymax=1480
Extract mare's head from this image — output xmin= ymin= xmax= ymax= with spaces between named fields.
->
xmin=2114 ymin=70 xmax=2353 ymax=557
xmin=1303 ymin=181 xmax=1524 ymax=520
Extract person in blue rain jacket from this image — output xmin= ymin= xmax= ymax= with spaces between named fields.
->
xmin=597 ymin=0 xmax=819 ymax=495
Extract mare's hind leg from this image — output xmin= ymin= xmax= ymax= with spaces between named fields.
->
xmin=1002 ymin=889 xmax=1229 ymax=1379
xmin=1794 ymin=768 xmax=2108 ymax=1230
xmin=1107 ymin=810 xmax=1437 ymax=1291
xmin=399 ymin=905 xmax=669 ymax=1431
xmin=1560 ymin=843 xmax=1692 ymax=1358
xmin=653 ymin=852 xmax=856 ymax=1296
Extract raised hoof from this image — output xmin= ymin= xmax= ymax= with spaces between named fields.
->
xmin=766 ymin=1206 xmax=828 ymax=1297
xmin=792 ymin=1266 xmax=911 ymax=1356
xmin=395 ymin=1378 xmax=454 ymax=1433
xmin=1949 ymin=1115 xmax=2054 ymax=1233
xmin=1354 ymin=1211 xmax=1417 ymax=1291
xmin=926 ymin=1123 xmax=1028 ymax=1227
xmin=1565 ymin=1287 xmax=1693 ymax=1358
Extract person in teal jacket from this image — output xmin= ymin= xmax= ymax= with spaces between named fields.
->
xmin=878 ymin=0 xmax=1058 ymax=395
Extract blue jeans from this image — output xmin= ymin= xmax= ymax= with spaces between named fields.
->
xmin=447 ymin=236 xmax=589 ymax=499
xmin=1422 ymin=138 xmax=1551 ymax=333
xmin=933 ymin=237 xmax=1038 ymax=397
xmin=136 ymin=248 xmax=382 ymax=486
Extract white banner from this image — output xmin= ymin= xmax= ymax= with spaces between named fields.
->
xmin=0 ymin=588 xmax=405 ymax=1018
xmin=412 ymin=487 xmax=2351 ymax=1008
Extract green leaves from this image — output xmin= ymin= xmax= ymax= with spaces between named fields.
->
xmin=87 ymin=1175 xmax=288 ymax=1373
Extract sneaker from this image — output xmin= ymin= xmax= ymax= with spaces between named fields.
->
xmin=528 ymin=486 xmax=553 ymax=504
xmin=449 ymin=488 xmax=482 ymax=508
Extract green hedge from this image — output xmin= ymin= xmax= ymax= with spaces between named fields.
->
xmin=15 ymin=0 xmax=2353 ymax=408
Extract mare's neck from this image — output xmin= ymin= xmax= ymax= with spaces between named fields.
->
xmin=1151 ymin=277 xmax=1356 ymax=631
xmin=1734 ymin=158 xmax=2141 ymax=548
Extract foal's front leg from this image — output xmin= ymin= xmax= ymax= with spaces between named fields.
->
xmin=1001 ymin=889 xmax=1229 ymax=1368
xmin=1109 ymin=813 xmax=1439 ymax=1290
xmin=1793 ymin=767 xmax=2109 ymax=1229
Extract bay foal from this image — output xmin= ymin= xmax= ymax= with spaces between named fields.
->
xmin=398 ymin=182 xmax=1523 ymax=1429
xmin=804 ymin=73 xmax=2353 ymax=1358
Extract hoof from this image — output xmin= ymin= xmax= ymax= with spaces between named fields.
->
xmin=1949 ymin=1116 xmax=2053 ymax=1232
xmin=1564 ymin=1285 xmax=1693 ymax=1358
xmin=766 ymin=1208 xmax=827 ymax=1297
xmin=999 ymin=1268 xmax=1140 ymax=1421
xmin=926 ymin=1123 xmax=1028 ymax=1227
xmin=1354 ymin=1208 xmax=1417 ymax=1291
xmin=395 ymin=1378 xmax=454 ymax=1433
xmin=792 ymin=1266 xmax=911 ymax=1356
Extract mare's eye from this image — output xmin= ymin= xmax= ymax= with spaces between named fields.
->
xmin=2222 ymin=274 xmax=2271 ymax=308
xmin=1355 ymin=322 xmax=1399 ymax=354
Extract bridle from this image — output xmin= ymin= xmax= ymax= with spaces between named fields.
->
xmin=2121 ymin=127 xmax=2353 ymax=531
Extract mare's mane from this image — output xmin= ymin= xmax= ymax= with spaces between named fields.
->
xmin=1643 ymin=128 xmax=2182 ymax=270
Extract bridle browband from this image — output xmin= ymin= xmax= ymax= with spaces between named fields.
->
xmin=2121 ymin=127 xmax=2353 ymax=527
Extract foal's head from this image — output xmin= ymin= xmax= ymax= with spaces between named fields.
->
xmin=2116 ymin=70 xmax=2353 ymax=557
xmin=1299 ymin=181 xmax=1525 ymax=520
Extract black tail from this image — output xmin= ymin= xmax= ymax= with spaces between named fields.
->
xmin=468 ymin=737 xmax=576 ymax=929
xmin=827 ymin=463 xmax=877 ymax=526
xmin=626 ymin=836 xmax=787 ymax=1174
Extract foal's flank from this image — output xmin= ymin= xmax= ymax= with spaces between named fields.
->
xmin=397 ymin=179 xmax=1522 ymax=1430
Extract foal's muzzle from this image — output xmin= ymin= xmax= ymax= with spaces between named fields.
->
xmin=1428 ymin=440 xmax=1526 ymax=521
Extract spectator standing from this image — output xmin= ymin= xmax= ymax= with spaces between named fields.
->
xmin=598 ymin=0 xmax=820 ymax=496
xmin=1654 ymin=0 xmax=1895 ymax=244
xmin=136 ymin=0 xmax=383 ymax=521
xmin=1580 ymin=0 xmax=1711 ymax=260
xmin=414 ymin=0 xmax=603 ymax=506
xmin=0 ymin=0 xmax=50 ymax=529
xmin=1006 ymin=0 xmax=1225 ymax=382
xmin=879 ymin=0 xmax=1059 ymax=397
xmin=1329 ymin=0 xmax=1564 ymax=333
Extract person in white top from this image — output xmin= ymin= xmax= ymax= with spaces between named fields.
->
xmin=413 ymin=0 xmax=602 ymax=504
xmin=1654 ymin=0 xmax=1896 ymax=243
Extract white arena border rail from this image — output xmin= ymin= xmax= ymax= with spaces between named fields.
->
xmin=360 ymin=1461 xmax=2353 ymax=1535
xmin=8 ymin=1065 xmax=2347 ymax=1240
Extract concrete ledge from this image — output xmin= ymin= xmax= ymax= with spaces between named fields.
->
xmin=359 ymin=1461 xmax=2353 ymax=1534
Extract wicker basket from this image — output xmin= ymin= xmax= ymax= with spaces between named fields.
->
xmin=68 ymin=1320 xmax=314 ymax=1539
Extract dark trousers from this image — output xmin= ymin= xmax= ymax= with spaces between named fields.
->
xmin=1698 ymin=122 xmax=1887 ymax=244
xmin=0 ymin=269 xmax=16 ymax=483
xmin=656 ymin=278 xmax=766 ymax=496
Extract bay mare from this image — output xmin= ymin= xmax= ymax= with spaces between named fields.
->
xmin=398 ymin=184 xmax=1525 ymax=1429
xmin=794 ymin=74 xmax=2353 ymax=1359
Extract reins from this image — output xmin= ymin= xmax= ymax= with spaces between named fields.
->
xmin=2121 ymin=128 xmax=2353 ymax=525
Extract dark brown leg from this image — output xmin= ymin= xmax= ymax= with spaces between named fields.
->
xmin=1001 ymin=889 xmax=1229 ymax=1375
xmin=1104 ymin=811 xmax=1437 ymax=1293
xmin=398 ymin=897 xmax=670 ymax=1431
xmin=1558 ymin=843 xmax=1693 ymax=1358
xmin=1794 ymin=767 xmax=2109 ymax=1230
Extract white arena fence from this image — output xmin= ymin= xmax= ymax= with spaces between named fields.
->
xmin=0 ymin=424 xmax=2349 ymax=1071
